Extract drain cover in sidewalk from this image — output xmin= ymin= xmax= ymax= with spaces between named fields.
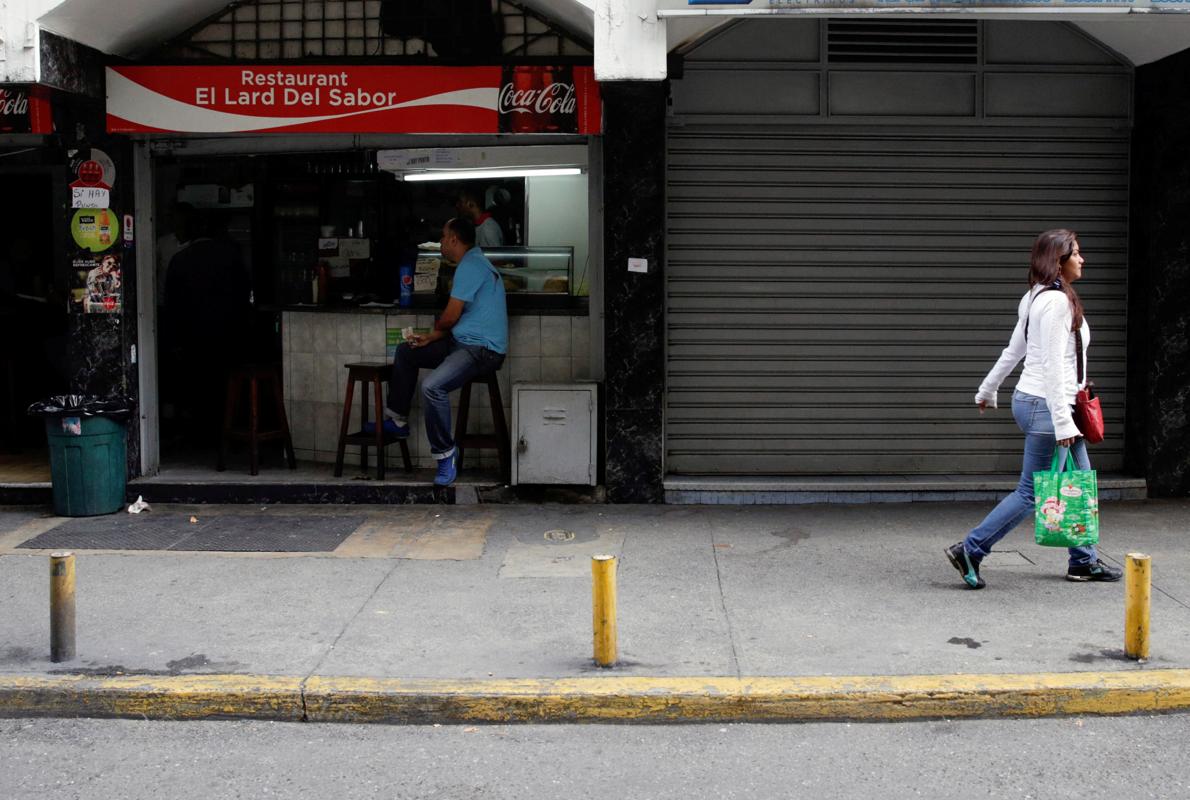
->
xmin=19 ymin=514 xmax=365 ymax=553
xmin=173 ymin=515 xmax=365 ymax=552
xmin=18 ymin=514 xmax=208 ymax=551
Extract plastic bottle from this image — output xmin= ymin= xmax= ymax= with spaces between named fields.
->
xmin=317 ymin=261 xmax=330 ymax=305
xmin=399 ymin=264 xmax=413 ymax=307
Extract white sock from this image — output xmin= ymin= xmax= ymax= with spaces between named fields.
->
xmin=383 ymin=408 xmax=406 ymax=425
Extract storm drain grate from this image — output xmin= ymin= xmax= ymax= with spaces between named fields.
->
xmin=19 ymin=514 xmax=366 ymax=553
xmin=19 ymin=515 xmax=209 ymax=551
xmin=172 ymin=515 xmax=366 ymax=552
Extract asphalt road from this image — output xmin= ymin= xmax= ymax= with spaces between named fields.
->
xmin=2 ymin=715 xmax=1188 ymax=799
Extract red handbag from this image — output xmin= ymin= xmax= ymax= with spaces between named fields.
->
xmin=1074 ymin=382 xmax=1105 ymax=444
xmin=1071 ymin=329 xmax=1104 ymax=443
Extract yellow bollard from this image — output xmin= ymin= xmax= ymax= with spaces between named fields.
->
xmin=1124 ymin=552 xmax=1151 ymax=661
xmin=591 ymin=554 xmax=618 ymax=668
xmin=50 ymin=551 xmax=76 ymax=663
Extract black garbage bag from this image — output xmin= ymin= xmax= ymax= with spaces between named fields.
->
xmin=28 ymin=395 xmax=133 ymax=420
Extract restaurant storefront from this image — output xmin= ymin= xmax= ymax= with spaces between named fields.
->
xmin=106 ymin=60 xmax=602 ymax=482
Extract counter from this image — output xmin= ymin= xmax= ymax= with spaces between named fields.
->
xmin=281 ymin=308 xmax=593 ymax=472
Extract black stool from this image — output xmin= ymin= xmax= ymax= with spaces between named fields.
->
xmin=217 ymin=363 xmax=297 ymax=476
xmin=334 ymin=362 xmax=413 ymax=480
xmin=454 ymin=371 xmax=510 ymax=482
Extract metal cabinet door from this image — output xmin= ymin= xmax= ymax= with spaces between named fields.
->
xmin=515 ymin=388 xmax=594 ymax=485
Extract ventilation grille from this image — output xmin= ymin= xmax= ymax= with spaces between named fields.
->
xmin=153 ymin=0 xmax=590 ymax=61
xmin=827 ymin=21 xmax=978 ymax=65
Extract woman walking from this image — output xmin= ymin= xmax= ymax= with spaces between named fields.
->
xmin=946 ymin=229 xmax=1121 ymax=589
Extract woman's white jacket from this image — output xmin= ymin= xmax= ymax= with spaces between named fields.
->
xmin=974 ymin=284 xmax=1089 ymax=442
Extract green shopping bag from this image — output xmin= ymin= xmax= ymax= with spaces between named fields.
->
xmin=1033 ymin=450 xmax=1099 ymax=548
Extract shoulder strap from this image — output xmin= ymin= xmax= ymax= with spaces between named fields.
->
xmin=1024 ymin=286 xmax=1084 ymax=384
xmin=1023 ymin=286 xmax=1062 ymax=343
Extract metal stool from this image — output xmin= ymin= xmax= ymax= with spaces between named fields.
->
xmin=454 ymin=371 xmax=510 ymax=482
xmin=217 ymin=363 xmax=297 ymax=476
xmin=334 ymin=362 xmax=412 ymax=480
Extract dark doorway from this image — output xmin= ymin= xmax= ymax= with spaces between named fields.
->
xmin=0 ymin=167 xmax=69 ymax=481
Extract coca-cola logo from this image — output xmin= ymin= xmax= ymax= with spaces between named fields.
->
xmin=0 ymin=90 xmax=30 ymax=118
xmin=498 ymin=81 xmax=577 ymax=117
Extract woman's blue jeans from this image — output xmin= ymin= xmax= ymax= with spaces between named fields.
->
xmin=963 ymin=390 xmax=1096 ymax=567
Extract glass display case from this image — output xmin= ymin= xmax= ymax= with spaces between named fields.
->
xmin=487 ymin=246 xmax=575 ymax=295
xmin=416 ymin=245 xmax=575 ymax=297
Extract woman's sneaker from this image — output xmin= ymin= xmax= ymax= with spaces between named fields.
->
xmin=1066 ymin=559 xmax=1123 ymax=582
xmin=945 ymin=542 xmax=986 ymax=589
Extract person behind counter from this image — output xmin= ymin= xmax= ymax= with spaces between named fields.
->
xmin=163 ymin=210 xmax=253 ymax=441
xmin=371 ymin=217 xmax=507 ymax=486
xmin=456 ymin=189 xmax=504 ymax=248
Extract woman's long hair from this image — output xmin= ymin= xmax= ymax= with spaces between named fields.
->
xmin=1027 ymin=228 xmax=1084 ymax=330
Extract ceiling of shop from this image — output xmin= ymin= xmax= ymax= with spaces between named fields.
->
xmin=519 ymin=0 xmax=593 ymax=40
xmin=33 ymin=0 xmax=1190 ymax=66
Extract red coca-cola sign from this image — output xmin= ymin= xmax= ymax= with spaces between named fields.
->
xmin=499 ymin=66 xmax=579 ymax=134
xmin=0 ymin=85 xmax=52 ymax=134
xmin=106 ymin=65 xmax=600 ymax=135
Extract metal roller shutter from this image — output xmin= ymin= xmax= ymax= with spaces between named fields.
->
xmin=665 ymin=125 xmax=1129 ymax=475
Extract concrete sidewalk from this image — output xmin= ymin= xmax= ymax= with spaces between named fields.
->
xmin=0 ymin=500 xmax=1188 ymax=722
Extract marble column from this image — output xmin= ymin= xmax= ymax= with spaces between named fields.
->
xmin=1130 ymin=53 xmax=1190 ymax=496
xmin=65 ymin=134 xmax=140 ymax=476
xmin=601 ymin=81 xmax=668 ymax=503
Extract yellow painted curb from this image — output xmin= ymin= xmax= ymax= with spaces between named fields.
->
xmin=303 ymin=670 xmax=1190 ymax=723
xmin=2 ymin=670 xmax=1190 ymax=724
xmin=0 ymin=674 xmax=304 ymax=722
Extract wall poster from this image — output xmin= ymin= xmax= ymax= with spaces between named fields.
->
xmin=71 ymin=252 xmax=123 ymax=314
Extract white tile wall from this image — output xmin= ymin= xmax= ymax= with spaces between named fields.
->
xmin=571 ymin=318 xmax=591 ymax=380
xmin=540 ymin=316 xmax=571 ymax=358
xmin=509 ymin=316 xmax=541 ymax=357
xmin=283 ymin=311 xmax=592 ymax=468
xmin=541 ymin=357 xmax=571 ymax=383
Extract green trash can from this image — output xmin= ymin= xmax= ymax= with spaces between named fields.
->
xmin=44 ymin=415 xmax=127 ymax=517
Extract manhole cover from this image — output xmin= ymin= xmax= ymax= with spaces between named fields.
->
xmin=544 ymin=529 xmax=576 ymax=543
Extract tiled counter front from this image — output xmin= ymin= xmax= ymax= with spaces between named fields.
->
xmin=282 ymin=310 xmax=592 ymax=471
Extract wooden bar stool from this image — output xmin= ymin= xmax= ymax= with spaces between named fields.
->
xmin=334 ymin=362 xmax=413 ymax=480
xmin=217 ymin=363 xmax=297 ymax=476
xmin=454 ymin=371 xmax=510 ymax=483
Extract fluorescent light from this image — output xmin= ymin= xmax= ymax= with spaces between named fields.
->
xmin=403 ymin=167 xmax=582 ymax=182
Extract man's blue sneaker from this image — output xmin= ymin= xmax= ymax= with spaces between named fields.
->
xmin=362 ymin=418 xmax=408 ymax=437
xmin=434 ymin=451 xmax=458 ymax=487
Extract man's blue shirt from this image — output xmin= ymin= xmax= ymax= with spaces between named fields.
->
xmin=450 ymin=246 xmax=508 ymax=354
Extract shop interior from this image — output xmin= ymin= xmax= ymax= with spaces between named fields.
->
xmin=0 ymin=168 xmax=69 ymax=482
xmin=153 ymin=145 xmax=590 ymax=474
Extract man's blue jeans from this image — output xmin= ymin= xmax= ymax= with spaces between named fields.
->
xmin=387 ymin=336 xmax=505 ymax=460
xmin=963 ymin=390 xmax=1097 ymax=567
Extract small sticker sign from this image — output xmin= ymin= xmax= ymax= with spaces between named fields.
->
xmin=627 ymin=257 xmax=648 ymax=274
xmin=71 ymin=208 xmax=118 ymax=252
xmin=68 ymin=148 xmax=117 ymax=191
xmin=72 ymin=186 xmax=111 ymax=209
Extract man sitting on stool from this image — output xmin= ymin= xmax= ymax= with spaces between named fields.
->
xmin=374 ymin=217 xmax=507 ymax=486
